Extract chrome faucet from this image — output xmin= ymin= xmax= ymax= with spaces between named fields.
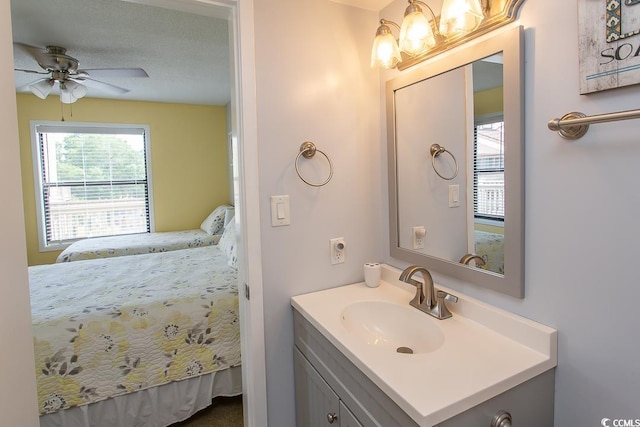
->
xmin=399 ymin=266 xmax=458 ymax=319
xmin=459 ymin=253 xmax=486 ymax=267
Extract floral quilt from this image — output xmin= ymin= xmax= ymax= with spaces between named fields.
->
xmin=474 ymin=230 xmax=505 ymax=275
xmin=30 ymin=246 xmax=239 ymax=415
xmin=56 ymin=229 xmax=221 ymax=263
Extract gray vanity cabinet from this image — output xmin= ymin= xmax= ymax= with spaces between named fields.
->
xmin=294 ymin=348 xmax=363 ymax=426
xmin=293 ymin=310 xmax=555 ymax=427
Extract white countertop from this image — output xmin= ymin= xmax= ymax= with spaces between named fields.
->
xmin=291 ymin=264 xmax=557 ymax=426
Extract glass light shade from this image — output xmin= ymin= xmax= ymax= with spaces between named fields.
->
xmin=370 ymin=27 xmax=402 ymax=69
xmin=60 ymin=80 xmax=87 ymax=104
xmin=439 ymin=0 xmax=484 ymax=37
xmin=29 ymin=79 xmax=54 ymax=99
xmin=399 ymin=10 xmax=436 ymax=56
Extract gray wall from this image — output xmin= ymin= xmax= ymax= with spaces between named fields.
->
xmin=254 ymin=0 xmax=640 ymax=426
xmin=381 ymin=0 xmax=640 ymax=426
xmin=253 ymin=1 xmax=381 ymax=425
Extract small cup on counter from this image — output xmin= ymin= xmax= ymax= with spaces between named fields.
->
xmin=364 ymin=262 xmax=381 ymax=288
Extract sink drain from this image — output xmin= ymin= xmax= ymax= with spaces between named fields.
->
xmin=396 ymin=346 xmax=414 ymax=354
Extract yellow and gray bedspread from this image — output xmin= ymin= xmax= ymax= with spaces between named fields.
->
xmin=29 ymin=245 xmax=239 ymax=415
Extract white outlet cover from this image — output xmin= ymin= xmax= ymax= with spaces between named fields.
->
xmin=412 ymin=226 xmax=425 ymax=249
xmin=330 ymin=237 xmax=345 ymax=265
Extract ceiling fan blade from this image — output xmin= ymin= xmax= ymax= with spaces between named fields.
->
xmin=73 ymin=77 xmax=130 ymax=95
xmin=14 ymin=68 xmax=49 ymax=75
xmin=13 ymin=43 xmax=48 ymax=65
xmin=77 ymin=68 xmax=149 ymax=79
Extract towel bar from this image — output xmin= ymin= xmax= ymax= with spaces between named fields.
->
xmin=548 ymin=108 xmax=640 ymax=139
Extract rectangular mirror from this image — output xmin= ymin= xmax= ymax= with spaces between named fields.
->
xmin=387 ymin=26 xmax=524 ymax=298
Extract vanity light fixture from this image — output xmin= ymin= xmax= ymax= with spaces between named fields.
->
xmin=370 ymin=20 xmax=403 ymax=69
xmin=371 ymin=0 xmax=485 ymax=69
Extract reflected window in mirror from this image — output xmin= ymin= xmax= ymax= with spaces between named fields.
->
xmin=473 ymin=118 xmax=505 ymax=275
xmin=474 ymin=120 xmax=505 ymax=222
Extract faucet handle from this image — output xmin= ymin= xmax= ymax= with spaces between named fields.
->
xmin=432 ymin=290 xmax=458 ymax=319
xmin=438 ymin=290 xmax=458 ymax=304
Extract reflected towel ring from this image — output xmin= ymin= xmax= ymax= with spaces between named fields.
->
xmin=295 ymin=141 xmax=333 ymax=187
xmin=430 ymin=143 xmax=458 ymax=181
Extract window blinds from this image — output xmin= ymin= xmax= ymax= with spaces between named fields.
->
xmin=36 ymin=125 xmax=150 ymax=246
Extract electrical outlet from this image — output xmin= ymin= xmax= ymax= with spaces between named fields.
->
xmin=412 ymin=226 xmax=426 ymax=249
xmin=330 ymin=237 xmax=346 ymax=264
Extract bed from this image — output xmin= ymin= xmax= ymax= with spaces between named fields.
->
xmin=56 ymin=229 xmax=221 ymax=263
xmin=474 ymin=230 xmax=505 ymax=274
xmin=56 ymin=205 xmax=234 ymax=263
xmin=31 ymin=221 xmax=241 ymax=427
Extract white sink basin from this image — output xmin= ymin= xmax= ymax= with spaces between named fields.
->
xmin=340 ymin=300 xmax=445 ymax=354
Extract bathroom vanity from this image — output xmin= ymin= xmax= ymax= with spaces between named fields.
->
xmin=291 ymin=265 xmax=557 ymax=426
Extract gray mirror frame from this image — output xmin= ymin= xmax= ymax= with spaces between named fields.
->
xmin=387 ymin=26 xmax=524 ymax=298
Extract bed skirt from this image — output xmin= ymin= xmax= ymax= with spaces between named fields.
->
xmin=39 ymin=366 xmax=242 ymax=427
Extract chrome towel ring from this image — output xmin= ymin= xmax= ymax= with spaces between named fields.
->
xmin=295 ymin=141 xmax=333 ymax=187
xmin=430 ymin=143 xmax=458 ymax=181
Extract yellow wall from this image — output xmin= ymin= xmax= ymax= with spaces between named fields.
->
xmin=16 ymin=94 xmax=229 ymax=265
xmin=474 ymin=86 xmax=503 ymax=117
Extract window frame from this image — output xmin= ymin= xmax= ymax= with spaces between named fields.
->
xmin=30 ymin=121 xmax=155 ymax=251
xmin=473 ymin=113 xmax=505 ymax=223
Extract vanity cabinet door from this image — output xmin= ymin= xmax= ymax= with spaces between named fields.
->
xmin=294 ymin=348 xmax=341 ymax=426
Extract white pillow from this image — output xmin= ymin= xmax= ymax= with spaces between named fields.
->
xmin=200 ymin=205 xmax=232 ymax=235
xmin=218 ymin=219 xmax=237 ymax=268
xmin=224 ymin=207 xmax=235 ymax=227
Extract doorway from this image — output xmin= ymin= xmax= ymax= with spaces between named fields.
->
xmin=8 ymin=0 xmax=266 ymax=424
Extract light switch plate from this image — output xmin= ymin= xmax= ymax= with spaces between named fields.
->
xmin=448 ymin=185 xmax=460 ymax=208
xmin=270 ymin=195 xmax=290 ymax=226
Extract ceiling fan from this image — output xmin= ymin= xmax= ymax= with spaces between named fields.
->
xmin=14 ymin=43 xmax=149 ymax=104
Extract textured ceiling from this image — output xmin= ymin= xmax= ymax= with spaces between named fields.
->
xmin=11 ymin=0 xmax=230 ymax=106
xmin=328 ymin=0 xmax=394 ymax=10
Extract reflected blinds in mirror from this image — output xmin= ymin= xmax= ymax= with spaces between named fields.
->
xmin=473 ymin=120 xmax=505 ymax=221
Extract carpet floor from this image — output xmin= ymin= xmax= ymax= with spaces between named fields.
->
xmin=170 ymin=396 xmax=243 ymax=427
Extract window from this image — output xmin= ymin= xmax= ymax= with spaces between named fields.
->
xmin=474 ymin=119 xmax=505 ymax=221
xmin=31 ymin=122 xmax=153 ymax=250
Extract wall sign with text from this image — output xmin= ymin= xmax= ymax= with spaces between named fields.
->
xmin=579 ymin=0 xmax=640 ymax=94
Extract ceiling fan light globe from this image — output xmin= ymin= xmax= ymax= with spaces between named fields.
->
xmin=29 ymin=79 xmax=54 ymax=99
xmin=60 ymin=85 xmax=79 ymax=104
xmin=65 ymin=80 xmax=88 ymax=99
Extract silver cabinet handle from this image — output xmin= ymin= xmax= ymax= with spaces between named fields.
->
xmin=327 ymin=412 xmax=338 ymax=424
xmin=491 ymin=410 xmax=512 ymax=427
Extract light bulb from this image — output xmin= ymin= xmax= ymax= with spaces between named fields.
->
xmin=370 ymin=23 xmax=402 ymax=69
xmin=399 ymin=9 xmax=435 ymax=56
xmin=439 ymin=0 xmax=484 ymax=37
